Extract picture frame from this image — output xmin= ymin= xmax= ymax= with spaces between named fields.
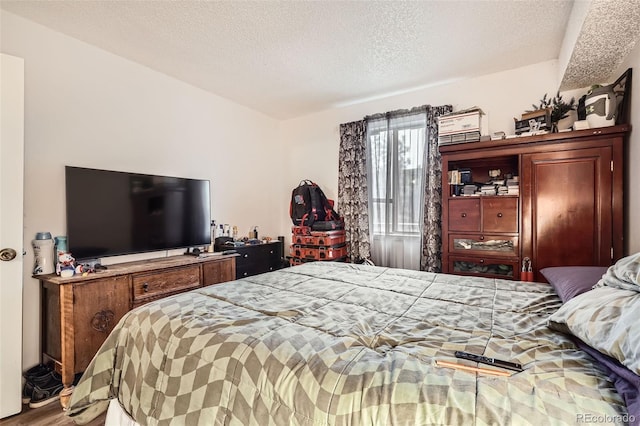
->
xmin=613 ymin=67 xmax=632 ymax=125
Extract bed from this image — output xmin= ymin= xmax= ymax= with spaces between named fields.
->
xmin=66 ymin=256 xmax=640 ymax=425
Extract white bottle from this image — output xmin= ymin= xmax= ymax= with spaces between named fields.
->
xmin=32 ymin=232 xmax=55 ymax=275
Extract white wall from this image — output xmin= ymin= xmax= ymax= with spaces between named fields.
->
xmin=612 ymin=40 xmax=640 ymax=254
xmin=1 ymin=11 xmax=284 ymax=370
xmin=279 ymin=60 xmax=561 ymax=233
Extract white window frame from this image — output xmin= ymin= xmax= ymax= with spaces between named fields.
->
xmin=368 ymin=117 xmax=425 ymax=236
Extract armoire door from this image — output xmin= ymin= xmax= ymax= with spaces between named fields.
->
xmin=521 ymin=146 xmax=612 ymax=279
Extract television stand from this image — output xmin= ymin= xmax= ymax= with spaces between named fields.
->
xmin=37 ymin=254 xmax=236 ymax=408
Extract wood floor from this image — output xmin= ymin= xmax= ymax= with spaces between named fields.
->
xmin=0 ymin=403 xmax=106 ymax=426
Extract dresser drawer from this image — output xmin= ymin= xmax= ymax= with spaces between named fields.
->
xmin=449 ymin=234 xmax=518 ymax=257
xmin=234 ymin=242 xmax=282 ymax=278
xmin=449 ymin=256 xmax=520 ymax=279
xmin=448 ymin=198 xmax=481 ymax=232
xmin=235 ymin=247 xmax=266 ymax=270
xmin=482 ymin=197 xmax=518 ymax=233
xmin=132 ymin=265 xmax=200 ymax=304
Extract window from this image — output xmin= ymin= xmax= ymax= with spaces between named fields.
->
xmin=367 ymin=112 xmax=427 ymax=235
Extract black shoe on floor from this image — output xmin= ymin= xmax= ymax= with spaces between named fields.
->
xmin=28 ymin=372 xmax=63 ymax=408
xmin=23 ymin=364 xmax=51 ymax=381
xmin=22 ymin=382 xmax=35 ymax=404
xmin=22 ymin=365 xmax=54 ymax=404
xmin=22 ymin=371 xmax=59 ymax=404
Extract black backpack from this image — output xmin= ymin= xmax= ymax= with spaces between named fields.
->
xmin=290 ymin=180 xmax=340 ymax=227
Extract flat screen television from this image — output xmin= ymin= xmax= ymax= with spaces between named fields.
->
xmin=65 ymin=166 xmax=211 ymax=260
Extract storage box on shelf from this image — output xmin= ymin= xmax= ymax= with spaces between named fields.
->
xmin=438 ymin=108 xmax=483 ymax=146
xmin=290 ymin=227 xmax=348 ymax=265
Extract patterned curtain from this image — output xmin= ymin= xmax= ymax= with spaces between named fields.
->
xmin=338 ymin=120 xmax=371 ymax=262
xmin=421 ymin=105 xmax=453 ymax=272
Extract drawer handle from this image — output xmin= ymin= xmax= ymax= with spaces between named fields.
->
xmin=243 ymin=254 xmax=249 ymax=258
xmin=479 ymin=259 xmax=484 ymax=264
xmin=243 ymin=272 xmax=248 ymax=276
xmin=497 ymin=213 xmax=503 ymax=218
xmin=143 ymin=283 xmax=149 ymax=292
xmin=479 ymin=235 xmax=484 ymax=240
xmin=461 ymin=212 xmax=467 ymax=218
xmin=270 ymin=250 xmax=274 ymax=254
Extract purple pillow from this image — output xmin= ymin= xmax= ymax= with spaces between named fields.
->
xmin=575 ymin=339 xmax=640 ymax=426
xmin=540 ymin=266 xmax=608 ymax=303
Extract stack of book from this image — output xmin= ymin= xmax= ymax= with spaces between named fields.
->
xmin=506 ymin=176 xmax=519 ymax=195
xmin=479 ymin=183 xmax=497 ymax=195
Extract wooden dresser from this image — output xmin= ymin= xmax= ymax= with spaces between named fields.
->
xmin=37 ymin=254 xmax=236 ymax=407
xmin=440 ymin=125 xmax=629 ymax=280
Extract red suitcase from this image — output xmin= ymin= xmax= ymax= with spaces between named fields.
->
xmin=291 ymin=226 xmax=312 ymax=236
xmin=290 ymin=243 xmax=348 ymax=261
xmin=291 ymin=230 xmax=346 ymax=246
xmin=289 ymin=256 xmax=347 ymax=266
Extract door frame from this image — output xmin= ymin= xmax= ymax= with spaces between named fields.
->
xmin=0 ymin=53 xmax=25 ymax=418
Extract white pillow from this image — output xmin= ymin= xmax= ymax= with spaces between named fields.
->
xmin=548 ymin=286 xmax=640 ymax=375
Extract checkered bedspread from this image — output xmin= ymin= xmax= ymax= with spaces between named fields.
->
xmin=67 ymin=262 xmax=627 ymax=425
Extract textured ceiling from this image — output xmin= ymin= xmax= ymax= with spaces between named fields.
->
xmin=560 ymin=0 xmax=640 ymax=90
xmin=1 ymin=1 xmax=637 ymax=119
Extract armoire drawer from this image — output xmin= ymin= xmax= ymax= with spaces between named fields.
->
xmin=482 ymin=197 xmax=518 ymax=233
xmin=449 ymin=234 xmax=518 ymax=257
xmin=448 ymin=198 xmax=481 ymax=232
xmin=449 ymin=256 xmax=520 ymax=279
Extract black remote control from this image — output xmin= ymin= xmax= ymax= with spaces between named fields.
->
xmin=454 ymin=351 xmax=523 ymax=372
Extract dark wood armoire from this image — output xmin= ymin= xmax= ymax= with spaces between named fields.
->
xmin=440 ymin=125 xmax=629 ymax=281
